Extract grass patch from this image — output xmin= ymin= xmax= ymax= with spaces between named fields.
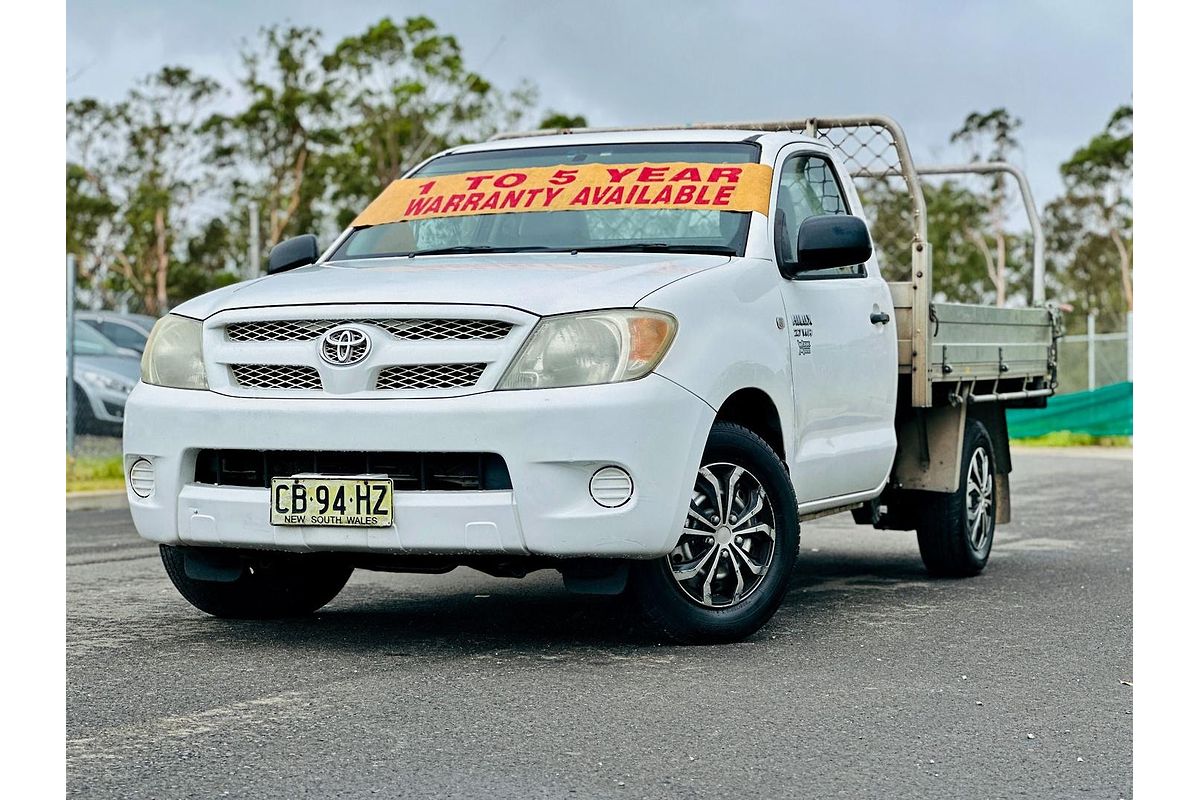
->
xmin=1012 ymin=431 xmax=1132 ymax=448
xmin=67 ymin=455 xmax=125 ymax=493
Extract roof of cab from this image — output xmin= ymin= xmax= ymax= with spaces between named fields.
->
xmin=445 ymin=128 xmax=824 ymax=154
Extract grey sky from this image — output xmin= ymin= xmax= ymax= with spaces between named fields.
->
xmin=66 ymin=0 xmax=1131 ymax=209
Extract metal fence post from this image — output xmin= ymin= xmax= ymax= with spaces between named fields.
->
xmin=1087 ymin=312 xmax=1097 ymax=391
xmin=248 ymin=201 xmax=261 ymax=279
xmin=66 ymin=253 xmax=77 ymax=456
xmin=1126 ymin=310 xmax=1133 ymax=383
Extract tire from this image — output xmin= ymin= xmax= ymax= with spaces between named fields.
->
xmin=915 ymin=419 xmax=997 ymax=577
xmin=73 ymin=385 xmax=99 ymax=436
xmin=160 ymin=545 xmax=353 ymax=619
xmin=629 ymin=422 xmax=800 ymax=644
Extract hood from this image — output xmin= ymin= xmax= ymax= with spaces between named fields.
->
xmin=173 ymin=253 xmax=729 ymax=319
xmin=75 ymin=354 xmax=141 ymax=383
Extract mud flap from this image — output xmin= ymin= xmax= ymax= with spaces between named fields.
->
xmin=182 ymin=548 xmax=245 ymax=583
xmin=994 ymin=471 xmax=1012 ymax=525
xmin=561 ymin=562 xmax=630 ymax=595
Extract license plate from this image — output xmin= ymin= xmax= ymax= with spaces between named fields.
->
xmin=270 ymin=476 xmax=393 ymax=527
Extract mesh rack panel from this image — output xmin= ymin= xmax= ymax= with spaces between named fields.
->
xmin=808 ymin=121 xmax=921 ymax=282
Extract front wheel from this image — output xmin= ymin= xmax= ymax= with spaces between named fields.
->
xmin=629 ymin=422 xmax=800 ymax=644
xmin=160 ymin=545 xmax=353 ymax=619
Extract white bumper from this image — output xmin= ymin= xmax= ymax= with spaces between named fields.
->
xmin=122 ymin=375 xmax=714 ymax=559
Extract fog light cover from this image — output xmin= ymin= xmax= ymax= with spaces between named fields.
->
xmin=128 ymin=458 xmax=155 ymax=498
xmin=589 ymin=466 xmax=633 ymax=508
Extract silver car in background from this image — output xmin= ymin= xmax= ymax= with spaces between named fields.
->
xmin=76 ymin=311 xmax=157 ymax=355
xmin=72 ymin=321 xmax=141 ymax=435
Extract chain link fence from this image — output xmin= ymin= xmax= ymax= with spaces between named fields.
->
xmin=1055 ymin=329 xmax=1130 ymax=394
xmin=810 ymin=121 xmax=918 ymax=281
xmin=72 ymin=433 xmax=124 ymax=460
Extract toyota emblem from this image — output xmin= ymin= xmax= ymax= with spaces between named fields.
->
xmin=320 ymin=325 xmax=371 ymax=366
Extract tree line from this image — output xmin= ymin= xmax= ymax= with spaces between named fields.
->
xmin=66 ymin=16 xmax=583 ymax=315
xmin=67 ymin=16 xmax=1131 ymax=335
xmin=864 ymin=106 xmax=1131 ymax=335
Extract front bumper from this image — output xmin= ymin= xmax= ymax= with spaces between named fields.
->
xmin=123 ymin=375 xmax=714 ymax=559
xmin=78 ymin=382 xmax=130 ymax=424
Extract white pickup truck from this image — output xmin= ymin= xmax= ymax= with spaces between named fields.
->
xmin=126 ymin=116 xmax=1059 ymax=643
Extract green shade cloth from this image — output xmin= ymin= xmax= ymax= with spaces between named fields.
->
xmin=1007 ymin=381 xmax=1133 ymax=438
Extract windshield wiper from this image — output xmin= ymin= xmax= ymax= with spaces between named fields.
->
xmin=404 ymin=243 xmax=737 ymax=258
xmin=406 ymin=245 xmax=559 ymax=258
xmin=567 ymin=243 xmax=738 ymax=256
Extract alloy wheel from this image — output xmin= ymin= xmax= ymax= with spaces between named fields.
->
xmin=668 ymin=462 xmax=777 ymax=608
xmin=965 ymin=446 xmax=994 ymax=550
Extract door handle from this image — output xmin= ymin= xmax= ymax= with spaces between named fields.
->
xmin=870 ymin=311 xmax=891 ymax=325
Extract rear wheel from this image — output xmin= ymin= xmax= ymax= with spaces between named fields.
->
xmin=160 ymin=545 xmax=353 ymax=618
xmin=915 ymin=419 xmax=997 ymax=577
xmin=629 ymin=422 xmax=799 ymax=644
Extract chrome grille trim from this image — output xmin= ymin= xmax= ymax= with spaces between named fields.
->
xmin=375 ymin=363 xmax=487 ymax=390
xmin=205 ymin=304 xmax=536 ymax=398
xmin=227 ymin=318 xmax=512 ymax=342
xmin=230 ymin=364 xmax=323 ymax=390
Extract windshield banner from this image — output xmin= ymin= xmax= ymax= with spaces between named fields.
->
xmin=351 ymin=162 xmax=773 ymax=227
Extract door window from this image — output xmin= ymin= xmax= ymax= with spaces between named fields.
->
xmin=99 ymin=321 xmax=149 ymax=350
xmin=774 ymin=154 xmax=862 ymax=278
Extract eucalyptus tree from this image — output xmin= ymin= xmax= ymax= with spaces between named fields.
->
xmin=320 ymin=15 xmax=536 ymax=227
xmin=950 ymin=108 xmax=1024 ymax=306
xmin=860 ymin=176 xmax=1014 ymax=305
xmin=67 ymin=67 xmax=224 ymax=314
xmin=1044 ymin=106 xmax=1133 ymax=333
xmin=206 ymin=25 xmax=340 ymax=257
xmin=66 ymin=98 xmax=120 ymax=307
xmin=67 ymin=15 xmax=582 ymax=308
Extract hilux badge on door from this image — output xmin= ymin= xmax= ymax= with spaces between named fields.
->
xmin=320 ymin=326 xmax=371 ymax=366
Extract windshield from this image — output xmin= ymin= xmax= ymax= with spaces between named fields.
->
xmin=332 ymin=142 xmax=760 ymax=260
xmin=73 ymin=321 xmax=124 ymax=356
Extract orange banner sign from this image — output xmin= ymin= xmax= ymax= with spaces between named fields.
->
xmin=351 ymin=162 xmax=773 ymax=227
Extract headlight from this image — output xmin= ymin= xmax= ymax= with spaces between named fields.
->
xmin=141 ymin=315 xmax=207 ymax=389
xmin=80 ymin=370 xmax=134 ymax=394
xmin=498 ymin=309 xmax=676 ymax=390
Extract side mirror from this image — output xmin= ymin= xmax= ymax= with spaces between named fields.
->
xmin=786 ymin=215 xmax=872 ymax=277
xmin=267 ymin=234 xmax=320 ymax=275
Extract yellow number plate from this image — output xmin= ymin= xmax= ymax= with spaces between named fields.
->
xmin=270 ymin=477 xmax=393 ymax=527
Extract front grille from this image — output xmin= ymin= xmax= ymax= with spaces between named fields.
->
xmin=226 ymin=318 xmax=512 ymax=342
xmin=376 ymin=363 xmax=486 ymax=390
xmin=194 ymin=449 xmax=512 ymax=491
xmin=231 ymin=364 xmax=323 ymax=390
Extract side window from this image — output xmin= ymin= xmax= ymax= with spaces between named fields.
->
xmin=100 ymin=322 xmax=148 ymax=350
xmin=774 ymin=154 xmax=862 ymax=277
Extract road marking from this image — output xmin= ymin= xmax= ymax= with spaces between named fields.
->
xmin=68 ymin=691 xmax=310 ymax=764
xmin=992 ymin=537 xmax=1080 ymax=551
xmin=801 ymin=577 xmax=937 ymax=594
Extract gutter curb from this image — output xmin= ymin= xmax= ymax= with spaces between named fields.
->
xmin=66 ymin=490 xmax=128 ymax=512
xmin=1010 ymin=445 xmax=1133 ymax=460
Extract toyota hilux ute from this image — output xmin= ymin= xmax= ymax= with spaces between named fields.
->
xmin=126 ymin=116 xmax=1060 ymax=643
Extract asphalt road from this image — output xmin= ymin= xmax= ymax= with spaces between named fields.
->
xmin=66 ymin=449 xmax=1132 ymax=799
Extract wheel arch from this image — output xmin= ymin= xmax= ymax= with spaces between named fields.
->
xmin=713 ymin=387 xmax=787 ymax=466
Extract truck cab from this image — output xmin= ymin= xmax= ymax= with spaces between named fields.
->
xmin=126 ymin=117 xmax=1058 ymax=642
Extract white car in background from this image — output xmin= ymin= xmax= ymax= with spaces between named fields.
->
xmin=77 ymin=311 xmax=158 ymax=355
xmin=72 ymin=321 xmax=140 ymax=435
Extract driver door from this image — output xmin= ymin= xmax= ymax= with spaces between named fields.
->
xmin=772 ymin=147 xmax=897 ymax=505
